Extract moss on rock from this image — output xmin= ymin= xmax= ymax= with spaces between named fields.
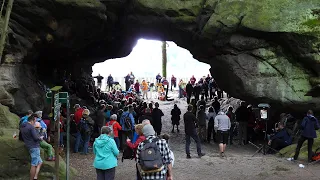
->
xmin=0 ymin=129 xmax=76 ymax=179
xmin=55 ymin=0 xmax=104 ymax=9
xmin=279 ymin=131 xmax=320 ymax=160
xmin=0 ymin=104 xmax=19 ymax=129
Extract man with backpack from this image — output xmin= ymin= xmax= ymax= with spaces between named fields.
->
xmin=74 ymin=109 xmax=94 ymax=155
xmin=136 ymin=124 xmax=173 ymax=180
xmin=291 ymin=110 xmax=319 ymax=162
xmin=120 ymin=106 xmax=135 ymax=150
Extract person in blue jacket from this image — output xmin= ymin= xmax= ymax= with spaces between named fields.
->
xmin=120 ymin=106 xmax=135 ymax=149
xmin=268 ymin=122 xmax=292 ymax=152
xmin=293 ymin=110 xmax=319 ymax=162
xmin=93 ymin=126 xmax=119 ymax=180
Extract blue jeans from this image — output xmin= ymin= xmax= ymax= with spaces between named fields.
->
xmin=29 ymin=148 xmax=42 ymax=166
xmin=185 ymin=130 xmax=202 ymax=155
xmin=179 ymin=87 xmax=183 ymax=98
xmin=60 ymin=132 xmax=66 ymax=146
xmin=83 ymin=134 xmax=91 ymax=154
xmin=74 ymin=132 xmax=83 ymax=153
xmin=114 ymin=137 xmax=120 ymax=149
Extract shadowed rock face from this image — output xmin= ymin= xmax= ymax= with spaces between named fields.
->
xmin=1 ymin=0 xmax=320 ymax=112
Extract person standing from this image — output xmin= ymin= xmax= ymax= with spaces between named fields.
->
xmin=124 ymin=74 xmax=131 ymax=91
xmin=235 ymin=102 xmax=249 ymax=145
xmin=120 ymin=106 xmax=135 ymax=148
xmin=106 ymin=114 xmax=122 ymax=149
xmin=94 ymin=74 xmax=104 ymax=89
xmin=156 ymin=73 xmax=162 ymax=84
xmin=184 ymin=105 xmax=205 ymax=159
xmin=20 ymin=114 xmax=43 ymax=180
xmin=93 ymin=126 xmax=119 ymax=180
xmin=107 ymin=74 xmax=114 ymax=91
xmin=152 ymin=102 xmax=164 ymax=136
xmin=292 ymin=110 xmax=319 ymax=162
xmin=76 ymin=109 xmax=94 ymax=155
xmin=214 ymin=111 xmax=231 ymax=157
xmin=129 ymin=72 xmax=135 ymax=85
xmin=178 ymin=79 xmax=184 ymax=98
xmin=136 ymin=124 xmax=173 ymax=180
xmin=134 ymin=80 xmax=140 ymax=94
xmin=170 ymin=75 xmax=177 ymax=91
xmin=171 ymin=104 xmax=181 ymax=133
xmin=193 ymin=83 xmax=201 ymax=103
xmin=96 ymin=104 xmax=107 ymax=133
xmin=226 ymin=107 xmax=236 ymax=145
xmin=141 ymin=80 xmax=149 ymax=100
xmin=186 ymin=81 xmax=193 ymax=104
xmin=207 ymin=107 xmax=217 ymax=143
xmin=196 ymin=105 xmax=207 ymax=142
xmin=190 ymin=75 xmax=196 ymax=86
xmin=212 ymin=97 xmax=220 ymax=113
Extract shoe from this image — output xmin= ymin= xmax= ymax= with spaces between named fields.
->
xmin=198 ymin=153 xmax=205 ymax=158
xmin=186 ymin=154 xmax=191 ymax=159
xmin=220 ymin=152 xmax=225 ymax=157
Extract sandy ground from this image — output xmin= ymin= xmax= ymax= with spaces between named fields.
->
xmin=70 ymin=92 xmax=320 ymax=180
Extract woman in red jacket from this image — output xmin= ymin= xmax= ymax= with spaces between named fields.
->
xmin=126 ymin=124 xmax=145 ymax=180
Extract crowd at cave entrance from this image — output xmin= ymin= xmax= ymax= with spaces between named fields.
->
xmin=18 ymin=70 xmax=320 ymax=180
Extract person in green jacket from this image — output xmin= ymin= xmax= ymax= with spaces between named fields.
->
xmin=93 ymin=126 xmax=119 ymax=180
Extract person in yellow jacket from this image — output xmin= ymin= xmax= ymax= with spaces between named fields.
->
xmin=141 ymin=80 xmax=149 ymax=99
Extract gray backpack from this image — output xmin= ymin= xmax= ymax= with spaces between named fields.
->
xmin=139 ymin=138 xmax=164 ymax=173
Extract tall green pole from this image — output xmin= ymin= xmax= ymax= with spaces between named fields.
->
xmin=162 ymin=41 xmax=167 ymax=78
xmin=0 ymin=0 xmax=14 ymax=64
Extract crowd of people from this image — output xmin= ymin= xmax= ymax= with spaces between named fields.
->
xmin=18 ymin=72 xmax=320 ymax=180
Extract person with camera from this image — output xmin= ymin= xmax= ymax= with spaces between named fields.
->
xmin=291 ymin=110 xmax=319 ymax=162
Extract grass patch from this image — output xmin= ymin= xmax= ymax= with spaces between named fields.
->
xmin=302 ymin=19 xmax=320 ymax=28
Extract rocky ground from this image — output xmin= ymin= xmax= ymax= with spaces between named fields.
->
xmin=69 ymin=92 xmax=320 ymax=180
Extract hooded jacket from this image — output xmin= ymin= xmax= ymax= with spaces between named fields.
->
xmin=20 ymin=123 xmax=41 ymax=149
xmin=93 ymin=134 xmax=119 ymax=170
xmin=301 ymin=115 xmax=320 ymax=139
xmin=214 ymin=112 xmax=231 ymax=131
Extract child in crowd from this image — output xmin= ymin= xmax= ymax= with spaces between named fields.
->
xmin=34 ymin=122 xmax=55 ymax=161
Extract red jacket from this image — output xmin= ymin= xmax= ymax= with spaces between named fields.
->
xmin=106 ymin=120 xmax=122 ymax=137
xmin=126 ymin=135 xmax=146 ymax=159
xmin=74 ymin=108 xmax=84 ymax=125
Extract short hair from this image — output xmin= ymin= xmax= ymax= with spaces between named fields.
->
xmin=199 ymin=105 xmax=204 ymax=110
xmin=82 ymin=109 xmax=90 ymax=116
xmin=135 ymin=124 xmax=144 ymax=135
xmin=307 ymin=110 xmax=313 ymax=115
xmin=110 ymin=114 xmax=117 ymax=120
xmin=101 ymin=126 xmax=112 ymax=135
xmin=28 ymin=114 xmax=37 ymax=122
xmin=74 ymin=104 xmax=80 ymax=109
xmin=208 ymin=107 xmax=214 ymax=112
xmin=187 ymin=104 xmax=193 ymax=111
xmin=27 ymin=110 xmax=33 ymax=115
xmin=155 ymin=102 xmax=159 ymax=108
xmin=35 ymin=111 xmax=42 ymax=117
xmin=228 ymin=106 xmax=234 ymax=111
xmin=142 ymin=120 xmax=150 ymax=126
xmin=161 ymin=134 xmax=170 ymax=141
xmin=124 ymin=106 xmax=129 ymax=112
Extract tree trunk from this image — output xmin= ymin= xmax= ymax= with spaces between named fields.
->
xmin=0 ymin=0 xmax=14 ymax=64
xmin=162 ymin=41 xmax=167 ymax=79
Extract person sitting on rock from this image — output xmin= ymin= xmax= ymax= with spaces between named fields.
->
xmin=34 ymin=122 xmax=55 ymax=161
xmin=268 ymin=122 xmax=292 ymax=153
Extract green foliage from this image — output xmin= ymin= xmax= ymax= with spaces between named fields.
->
xmin=302 ymin=19 xmax=320 ymax=28
xmin=55 ymin=0 xmax=103 ymax=8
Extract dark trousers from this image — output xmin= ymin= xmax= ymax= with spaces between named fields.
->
xmin=96 ymin=168 xmax=115 ymax=180
xmin=121 ymin=131 xmax=133 ymax=150
xmin=187 ymin=93 xmax=192 ymax=104
xmin=217 ymin=91 xmax=223 ymax=99
xmin=186 ymin=130 xmax=202 ymax=155
xmin=125 ymin=82 xmax=130 ymax=91
xmin=108 ymin=84 xmax=112 ymax=91
xmin=207 ymin=122 xmax=216 ymax=143
xmin=229 ymin=124 xmax=235 ymax=144
xmin=294 ymin=136 xmax=314 ymax=161
xmin=271 ymin=138 xmax=288 ymax=151
xmin=171 ymin=83 xmax=176 ymax=91
xmin=209 ymin=88 xmax=215 ymax=99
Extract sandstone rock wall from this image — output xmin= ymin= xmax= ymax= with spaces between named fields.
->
xmin=0 ymin=0 xmax=319 ymax=112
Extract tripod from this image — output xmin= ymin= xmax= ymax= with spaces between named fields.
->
xmin=249 ymin=119 xmax=268 ymax=156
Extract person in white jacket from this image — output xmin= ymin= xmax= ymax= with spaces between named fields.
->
xmin=214 ymin=111 xmax=231 ymax=157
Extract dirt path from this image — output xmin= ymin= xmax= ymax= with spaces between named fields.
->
xmin=70 ymin=94 xmax=320 ymax=180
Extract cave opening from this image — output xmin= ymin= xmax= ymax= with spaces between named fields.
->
xmin=92 ymin=38 xmax=211 ymax=91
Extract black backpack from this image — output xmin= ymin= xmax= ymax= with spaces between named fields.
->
xmin=124 ymin=114 xmax=133 ymax=130
xmin=139 ymin=138 xmax=164 ymax=172
xmin=122 ymin=145 xmax=134 ymax=162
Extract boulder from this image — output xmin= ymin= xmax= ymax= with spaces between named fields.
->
xmin=279 ymin=131 xmax=320 ymax=160
xmin=0 ymin=104 xmax=20 ymax=129
xmin=0 ymin=129 xmax=76 ymax=179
